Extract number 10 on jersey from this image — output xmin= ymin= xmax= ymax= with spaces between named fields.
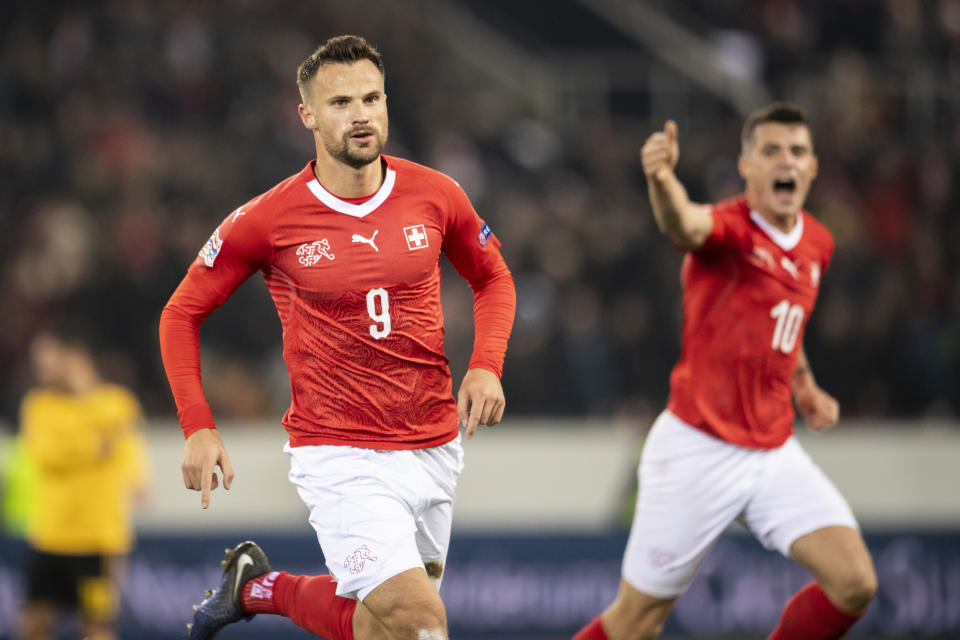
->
xmin=366 ymin=288 xmax=391 ymax=339
xmin=770 ymin=299 xmax=804 ymax=354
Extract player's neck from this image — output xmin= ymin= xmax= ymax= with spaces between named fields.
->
xmin=761 ymin=210 xmax=796 ymax=234
xmin=312 ymin=154 xmax=384 ymax=199
xmin=748 ymin=199 xmax=798 ymax=235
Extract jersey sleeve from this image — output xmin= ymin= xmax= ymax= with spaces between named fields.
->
xmin=158 ymin=205 xmax=273 ymax=438
xmin=821 ymin=223 xmax=836 ymax=273
xmin=439 ymin=179 xmax=516 ymax=378
xmin=697 ymin=201 xmax=750 ymax=255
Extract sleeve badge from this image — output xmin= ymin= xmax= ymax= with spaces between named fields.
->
xmin=477 ymin=222 xmax=492 ymax=247
xmin=198 ymin=228 xmax=223 ymax=267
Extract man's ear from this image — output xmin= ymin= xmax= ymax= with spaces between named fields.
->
xmin=298 ymin=103 xmax=315 ymax=130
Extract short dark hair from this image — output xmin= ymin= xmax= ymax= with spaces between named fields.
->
xmin=741 ymin=102 xmax=811 ymax=152
xmin=297 ymin=35 xmax=384 ymax=95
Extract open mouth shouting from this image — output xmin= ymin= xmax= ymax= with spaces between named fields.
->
xmin=772 ymin=177 xmax=797 ymax=204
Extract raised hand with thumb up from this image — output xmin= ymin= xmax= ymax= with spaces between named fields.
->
xmin=641 ymin=120 xmax=679 ymax=182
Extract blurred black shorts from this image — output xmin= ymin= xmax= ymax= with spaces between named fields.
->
xmin=25 ymin=548 xmax=113 ymax=619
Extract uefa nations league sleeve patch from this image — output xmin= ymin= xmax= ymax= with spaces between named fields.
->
xmin=198 ymin=228 xmax=223 ymax=267
xmin=477 ymin=222 xmax=492 ymax=247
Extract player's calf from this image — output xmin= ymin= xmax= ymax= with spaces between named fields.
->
xmin=574 ymin=579 xmax=674 ymax=640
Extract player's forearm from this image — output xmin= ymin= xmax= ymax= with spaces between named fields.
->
xmin=792 ymin=347 xmax=816 ymax=394
xmin=159 ymin=304 xmax=216 ymax=437
xmin=647 ymin=171 xmax=710 ymax=250
xmin=467 ymin=264 xmax=516 ymax=378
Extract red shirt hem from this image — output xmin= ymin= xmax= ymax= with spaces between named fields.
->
xmin=666 ymin=401 xmax=792 ymax=450
xmin=286 ymin=426 xmax=460 ymax=450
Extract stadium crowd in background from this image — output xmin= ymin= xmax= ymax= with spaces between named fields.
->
xmin=0 ymin=0 xmax=957 ymax=431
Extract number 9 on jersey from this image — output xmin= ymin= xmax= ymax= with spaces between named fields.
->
xmin=366 ymin=288 xmax=391 ymax=339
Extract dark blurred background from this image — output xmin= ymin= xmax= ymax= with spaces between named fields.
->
xmin=2 ymin=3 xmax=960 ymax=638
xmin=1 ymin=0 xmax=957 ymax=425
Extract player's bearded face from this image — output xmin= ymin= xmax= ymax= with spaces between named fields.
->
xmin=740 ymin=123 xmax=818 ymax=224
xmin=309 ymin=60 xmax=388 ymax=170
xmin=325 ymin=120 xmax=386 ymax=169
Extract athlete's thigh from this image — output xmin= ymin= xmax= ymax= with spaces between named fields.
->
xmin=622 ymin=411 xmax=757 ymax=598
xmin=286 ymin=443 xmax=425 ymax=601
xmin=412 ymin=436 xmax=464 ymax=591
xmin=790 ymin=525 xmax=874 ymax=586
xmin=741 ymin=436 xmax=859 ymax=557
xmin=602 ymin=578 xmax=677 ymax=639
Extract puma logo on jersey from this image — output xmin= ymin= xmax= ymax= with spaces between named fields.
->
xmin=351 ymin=230 xmax=379 ymax=252
xmin=780 ymin=256 xmax=800 ymax=279
xmin=297 ymin=240 xmax=335 ymax=266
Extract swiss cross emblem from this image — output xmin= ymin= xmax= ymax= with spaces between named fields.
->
xmin=297 ymin=239 xmax=335 ymax=266
xmin=403 ymin=224 xmax=429 ymax=251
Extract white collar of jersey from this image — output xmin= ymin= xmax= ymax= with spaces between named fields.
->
xmin=305 ymin=167 xmax=397 ymax=218
xmin=749 ymin=208 xmax=803 ymax=251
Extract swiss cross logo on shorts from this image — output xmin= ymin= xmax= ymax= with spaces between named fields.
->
xmin=344 ymin=545 xmax=378 ymax=575
xmin=297 ymin=239 xmax=335 ymax=266
xmin=403 ymin=224 xmax=429 ymax=251
xmin=649 ymin=549 xmax=676 ymax=568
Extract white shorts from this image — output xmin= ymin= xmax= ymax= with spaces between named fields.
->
xmin=285 ymin=435 xmax=464 ymax=601
xmin=622 ymin=410 xmax=858 ymax=599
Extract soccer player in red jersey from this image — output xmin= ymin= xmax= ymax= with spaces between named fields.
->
xmin=158 ymin=35 xmax=515 ymax=640
xmin=573 ymin=104 xmax=877 ymax=640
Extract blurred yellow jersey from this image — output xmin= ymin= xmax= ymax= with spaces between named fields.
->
xmin=21 ymin=384 xmax=148 ymax=555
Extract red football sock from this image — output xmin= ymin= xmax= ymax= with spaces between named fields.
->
xmin=572 ymin=615 xmax=610 ymax=640
xmin=241 ymin=571 xmax=356 ymax=640
xmin=767 ymin=581 xmax=864 ymax=640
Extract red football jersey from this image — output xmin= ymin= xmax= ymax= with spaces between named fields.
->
xmin=666 ymin=195 xmax=834 ymax=449
xmin=160 ymin=155 xmax=515 ymax=449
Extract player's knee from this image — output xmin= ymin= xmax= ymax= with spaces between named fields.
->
xmin=844 ymin=567 xmax=878 ymax=612
xmin=828 ymin=564 xmax=878 ymax=613
xmin=622 ymin=616 xmax=666 ymax=640
xmin=379 ymin=597 xmax=447 ymax=640
xmin=391 ymin=618 xmax=447 ymax=640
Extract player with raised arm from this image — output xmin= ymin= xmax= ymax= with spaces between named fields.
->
xmin=158 ymin=35 xmax=515 ymax=640
xmin=573 ymin=104 xmax=877 ymax=640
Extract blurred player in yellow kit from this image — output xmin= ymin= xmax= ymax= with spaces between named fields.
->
xmin=18 ymin=324 xmax=149 ymax=640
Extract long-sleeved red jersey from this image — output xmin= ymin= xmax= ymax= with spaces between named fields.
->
xmin=160 ymin=155 xmax=515 ymax=449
